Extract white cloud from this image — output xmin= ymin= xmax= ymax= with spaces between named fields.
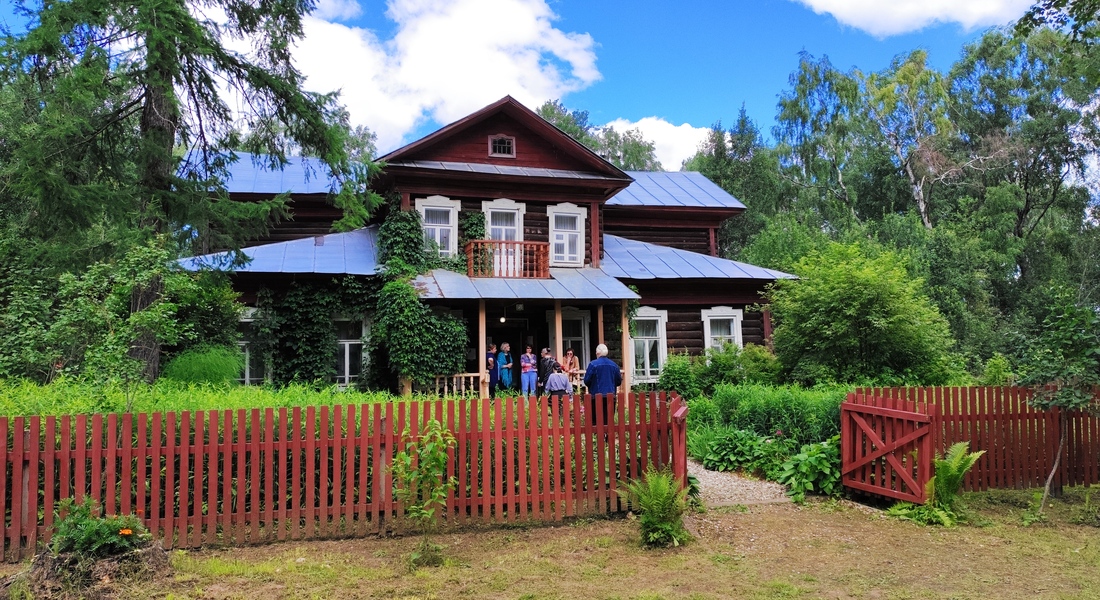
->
xmin=604 ymin=117 xmax=710 ymax=172
xmin=294 ymin=0 xmax=600 ymax=152
xmin=313 ymin=0 xmax=363 ymax=21
xmin=792 ymin=0 xmax=1033 ymax=37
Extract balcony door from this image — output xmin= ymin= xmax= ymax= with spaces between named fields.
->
xmin=483 ymin=199 xmax=525 ymax=277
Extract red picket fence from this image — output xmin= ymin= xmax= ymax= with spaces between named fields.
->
xmin=0 ymin=392 xmax=686 ymax=562
xmin=843 ymin=387 xmax=1100 ymax=502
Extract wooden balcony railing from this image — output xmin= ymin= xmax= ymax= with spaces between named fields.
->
xmin=466 ymin=240 xmax=550 ymax=279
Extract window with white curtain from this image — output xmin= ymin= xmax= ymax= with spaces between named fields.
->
xmin=631 ymin=307 xmax=668 ymax=382
xmin=547 ymin=203 xmax=587 ymax=266
xmin=701 ymin=306 xmax=744 ymax=350
xmin=415 ymin=195 xmax=460 ymax=257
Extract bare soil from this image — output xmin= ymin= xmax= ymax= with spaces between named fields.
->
xmin=93 ymin=489 xmax=1100 ymax=600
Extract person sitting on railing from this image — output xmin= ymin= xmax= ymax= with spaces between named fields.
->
xmin=562 ymin=348 xmax=580 ymax=392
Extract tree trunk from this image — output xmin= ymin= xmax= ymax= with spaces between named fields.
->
xmin=1038 ymin=411 xmax=1067 ymax=514
xmin=131 ymin=1 xmax=181 ymax=381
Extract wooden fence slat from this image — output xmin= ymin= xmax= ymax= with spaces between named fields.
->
xmin=10 ymin=418 xmax=23 ymax=561
xmin=43 ymin=417 xmax=56 ymax=538
xmin=278 ymin=408 xmax=289 ymax=542
xmin=291 ymin=407 xmax=303 ymax=540
xmin=304 ymin=407 xmax=316 ymax=539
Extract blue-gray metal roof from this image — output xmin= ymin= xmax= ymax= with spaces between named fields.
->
xmin=413 ymin=267 xmax=640 ymax=300
xmin=178 ymin=226 xmax=380 ymax=275
xmin=609 ymin=171 xmax=746 ymax=209
xmin=220 ymin=153 xmax=336 ymax=195
xmin=601 ymin=234 xmax=793 ymax=280
xmin=387 ymin=160 xmax=626 ymax=181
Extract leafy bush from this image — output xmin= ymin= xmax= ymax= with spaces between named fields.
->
xmin=979 ymin=353 xmax=1014 ymax=386
xmin=657 ymin=352 xmax=700 ymax=399
xmin=777 ymin=435 xmax=842 ymax=503
xmin=701 ymin=428 xmax=795 ymax=479
xmin=711 ymin=384 xmax=845 ymax=446
xmin=686 ymin=396 xmax=720 ymax=429
xmin=702 ymin=428 xmax=762 ymax=472
xmin=617 ymin=466 xmax=691 ymax=548
xmin=160 ymin=345 xmax=244 ymax=385
xmin=687 ymin=424 xmax=722 ymax=462
xmin=695 ymin=343 xmax=780 ymax=393
xmin=887 ymin=442 xmax=984 ymax=526
xmin=768 ymin=241 xmax=962 ymax=386
xmin=51 ymin=499 xmax=151 ymax=558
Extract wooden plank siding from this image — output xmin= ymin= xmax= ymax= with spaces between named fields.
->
xmin=410 ymin=113 xmax=598 ymax=173
xmin=604 ymin=225 xmax=710 ymax=255
xmin=657 ymin=305 xmax=767 ymax=356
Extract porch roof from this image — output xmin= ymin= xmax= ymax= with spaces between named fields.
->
xmin=178 ymin=226 xmax=380 ymax=275
xmin=412 ymin=267 xmax=640 ymax=300
xmin=601 ymin=234 xmax=794 ymax=280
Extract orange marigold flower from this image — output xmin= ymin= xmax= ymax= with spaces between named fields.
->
xmin=119 ymin=529 xmax=133 ymax=536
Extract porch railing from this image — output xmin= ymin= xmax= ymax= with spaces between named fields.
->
xmin=429 ymin=372 xmax=481 ymax=396
xmin=466 ymin=240 xmax=550 ymax=279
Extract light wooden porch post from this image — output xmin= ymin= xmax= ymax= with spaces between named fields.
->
xmin=553 ymin=300 xmax=564 ymax=363
xmin=597 ymin=304 xmax=604 ymax=346
xmin=620 ymin=299 xmax=631 ymax=392
xmin=479 ymin=299 xmax=487 ymax=398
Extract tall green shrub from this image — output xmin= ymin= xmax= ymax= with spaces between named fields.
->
xmin=657 ymin=352 xmax=700 ymax=399
xmin=160 ymin=346 xmax=244 ymax=385
xmin=711 ymin=384 xmax=845 ymax=446
xmin=768 ymin=241 xmax=962 ymax=385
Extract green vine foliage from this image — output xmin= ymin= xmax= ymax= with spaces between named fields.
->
xmin=379 ymin=208 xmax=432 ymax=277
xmin=373 ymin=280 xmax=466 ymax=384
xmin=252 ymin=276 xmax=379 ymax=387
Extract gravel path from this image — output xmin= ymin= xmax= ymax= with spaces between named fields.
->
xmin=687 ymin=459 xmax=789 ymax=506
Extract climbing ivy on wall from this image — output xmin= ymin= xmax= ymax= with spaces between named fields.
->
xmin=373 ymin=280 xmax=466 ymax=385
xmin=251 ymin=276 xmax=379 ymax=387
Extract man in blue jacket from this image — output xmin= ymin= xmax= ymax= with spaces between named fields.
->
xmin=583 ymin=343 xmax=621 ymax=426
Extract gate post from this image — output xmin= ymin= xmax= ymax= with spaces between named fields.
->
xmin=670 ymin=399 xmax=688 ymax=490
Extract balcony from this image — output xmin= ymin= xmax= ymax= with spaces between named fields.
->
xmin=466 ymin=240 xmax=550 ymax=279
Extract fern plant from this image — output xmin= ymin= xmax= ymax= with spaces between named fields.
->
xmin=888 ymin=442 xmax=984 ymax=526
xmin=617 ymin=466 xmax=691 ymax=548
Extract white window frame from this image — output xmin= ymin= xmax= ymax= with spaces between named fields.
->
xmin=334 ymin=318 xmax=367 ymax=388
xmin=415 ymin=195 xmax=461 ymax=258
xmin=546 ymin=307 xmax=591 ymax=367
xmin=630 ymin=306 xmax=668 ymax=383
xmin=238 ymin=309 xmax=266 ymax=385
xmin=488 ymin=134 xmax=516 ymax=158
xmin=701 ymin=306 xmax=744 ymax=350
xmin=482 ymin=198 xmax=525 ymax=242
xmin=547 ymin=203 xmax=587 ymax=267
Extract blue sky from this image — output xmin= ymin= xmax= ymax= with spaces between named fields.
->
xmin=1 ymin=0 xmax=1035 ymax=168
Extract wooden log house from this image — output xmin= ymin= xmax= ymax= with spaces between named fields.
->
xmin=182 ymin=97 xmax=792 ymax=395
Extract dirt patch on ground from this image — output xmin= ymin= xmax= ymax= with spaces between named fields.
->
xmin=0 ymin=543 xmax=169 ymax=600
xmin=119 ymin=490 xmax=1100 ymax=600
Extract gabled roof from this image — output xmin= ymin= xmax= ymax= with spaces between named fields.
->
xmin=178 ymin=226 xmax=380 ymax=275
xmin=610 ymin=171 xmax=746 ymax=210
xmin=379 ymin=96 xmax=631 ymax=181
xmin=601 ymin=235 xmax=793 ymax=280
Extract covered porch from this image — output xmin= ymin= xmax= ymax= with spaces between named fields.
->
xmin=412 ymin=267 xmax=640 ymax=397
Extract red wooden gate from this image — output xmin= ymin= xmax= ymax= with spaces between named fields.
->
xmin=841 ymin=394 xmax=937 ymax=503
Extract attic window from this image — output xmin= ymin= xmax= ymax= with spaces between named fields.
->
xmin=489 ymin=135 xmax=516 ymax=158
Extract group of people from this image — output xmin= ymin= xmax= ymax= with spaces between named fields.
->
xmin=484 ymin=342 xmax=621 ymax=402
